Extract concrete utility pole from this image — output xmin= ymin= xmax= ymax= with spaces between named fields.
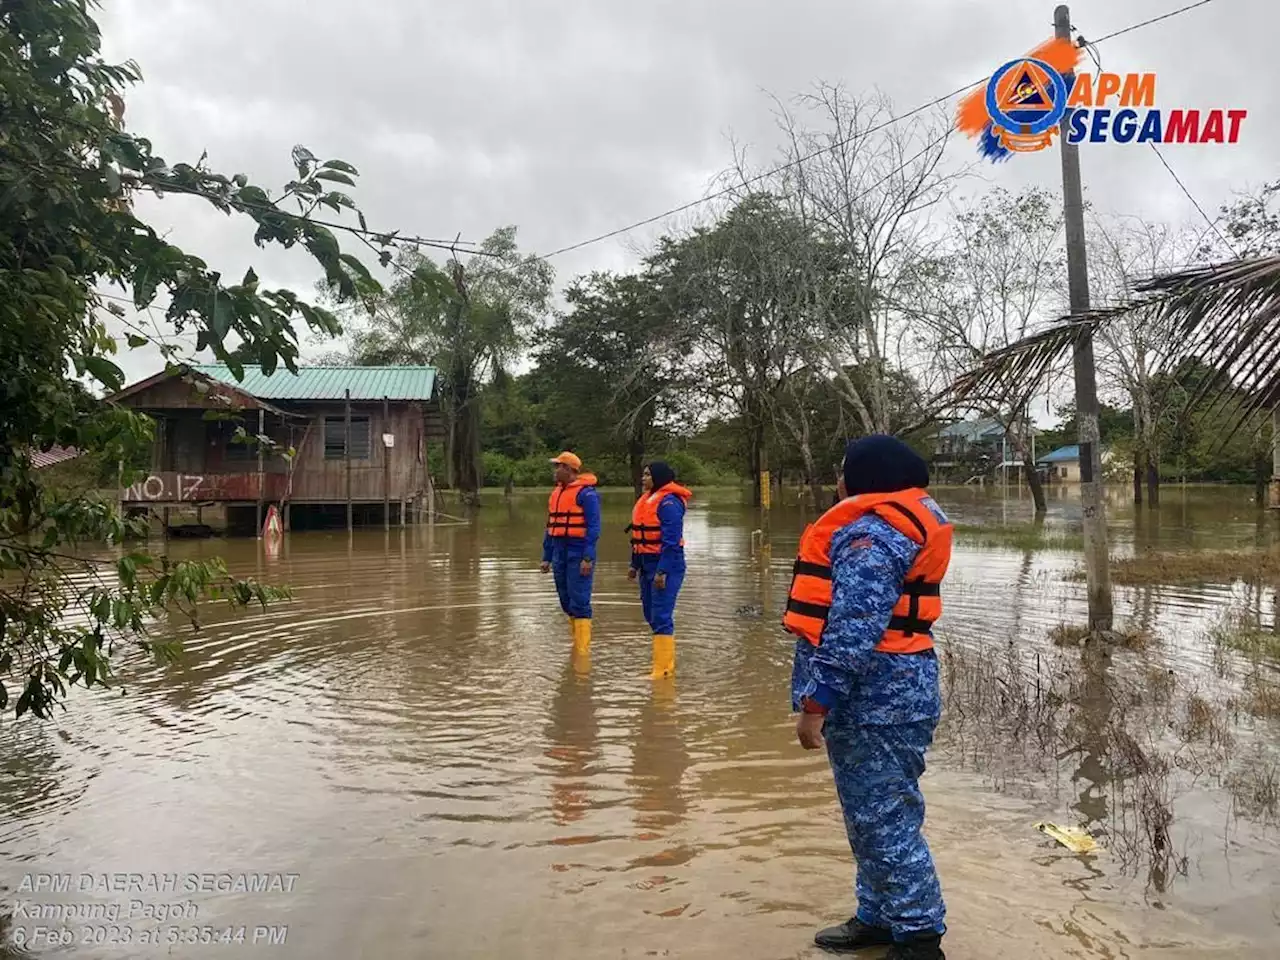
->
xmin=1055 ymin=4 xmax=1113 ymax=631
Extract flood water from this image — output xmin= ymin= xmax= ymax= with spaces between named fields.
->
xmin=2 ymin=485 xmax=1279 ymax=959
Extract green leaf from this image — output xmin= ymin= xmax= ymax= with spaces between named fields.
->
xmin=126 ymin=334 xmax=149 ymax=348
xmin=339 ymin=253 xmax=375 ymax=284
xmin=312 ymin=170 xmax=355 ymax=186
xmin=321 ymin=160 xmax=359 ymax=174
xmin=210 ymin=295 xmax=235 ymax=342
xmin=84 ymin=356 xmax=126 ymax=391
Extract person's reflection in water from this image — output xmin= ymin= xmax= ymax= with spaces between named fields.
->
xmin=544 ymin=648 xmax=598 ymax=826
xmin=628 ymin=678 xmax=689 ymax=836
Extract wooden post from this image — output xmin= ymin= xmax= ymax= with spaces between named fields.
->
xmin=383 ymin=395 xmax=391 ymax=531
xmin=427 ymin=467 xmax=436 ymax=526
xmin=345 ymin=389 xmax=353 ymax=533
xmin=256 ymin=406 xmax=265 ymax=539
xmin=1056 ymin=4 xmax=1112 ymax=631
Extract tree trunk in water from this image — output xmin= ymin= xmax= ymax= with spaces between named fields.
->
xmin=1022 ymin=460 xmax=1047 ymax=514
xmin=1132 ymin=442 xmax=1144 ymax=506
xmin=1255 ymin=450 xmax=1270 ymax=508
xmin=747 ymin=422 xmax=763 ymax=507
xmin=1006 ymin=427 xmax=1045 ymax=514
xmin=1146 ymin=458 xmax=1160 ymax=507
xmin=628 ymin=432 xmax=645 ymax=500
xmin=452 ymin=380 xmax=481 ymax=500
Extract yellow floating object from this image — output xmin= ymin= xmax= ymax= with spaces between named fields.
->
xmin=1035 ymin=822 xmax=1099 ymax=854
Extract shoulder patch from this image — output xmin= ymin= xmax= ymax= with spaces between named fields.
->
xmin=846 ymin=536 xmax=874 ymax=551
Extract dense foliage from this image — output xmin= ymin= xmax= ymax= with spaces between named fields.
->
xmin=1 ymin=0 xmax=386 ymax=717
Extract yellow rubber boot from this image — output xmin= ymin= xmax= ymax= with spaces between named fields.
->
xmin=568 ymin=616 xmax=576 ymax=640
xmin=573 ymin=617 xmax=592 ymax=655
xmin=650 ymin=634 xmax=675 ymax=679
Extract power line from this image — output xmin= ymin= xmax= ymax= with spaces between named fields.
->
xmin=538 ymin=0 xmax=1221 ymax=263
xmin=1146 ymin=143 xmax=1239 ymax=257
xmin=1073 ymin=5 xmax=1238 ymax=259
xmin=1087 ymin=0 xmax=1217 ymax=44
xmin=540 ymin=84 xmax=976 ymax=261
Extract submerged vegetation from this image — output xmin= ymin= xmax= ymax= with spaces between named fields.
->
xmin=1062 ymin=549 xmax=1280 ymax=587
xmin=953 ymin=522 xmax=1084 ymax=552
xmin=938 ymin=593 xmax=1280 ymax=889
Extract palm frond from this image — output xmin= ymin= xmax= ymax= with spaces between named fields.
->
xmin=935 ymin=255 xmax=1280 ymax=445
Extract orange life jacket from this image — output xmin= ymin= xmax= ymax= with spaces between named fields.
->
xmin=783 ymin=488 xmax=952 ymax=655
xmin=629 ymin=484 xmax=692 ymax=555
xmin=546 ymin=473 xmax=598 ymax=539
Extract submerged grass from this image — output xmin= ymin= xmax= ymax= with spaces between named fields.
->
xmin=1048 ymin=623 xmax=1153 ymax=651
xmin=1087 ymin=550 xmax=1280 ymax=587
xmin=1207 ymin=609 xmax=1280 ymax=661
xmin=954 ymin=522 xmax=1084 ymax=552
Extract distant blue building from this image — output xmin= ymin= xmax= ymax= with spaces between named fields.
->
xmin=1036 ymin=444 xmax=1113 ymax=482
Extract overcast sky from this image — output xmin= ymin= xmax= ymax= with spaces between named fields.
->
xmin=96 ymin=0 xmax=1270 ymax=392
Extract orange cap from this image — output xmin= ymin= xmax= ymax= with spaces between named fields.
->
xmin=549 ymin=451 xmax=582 ymax=470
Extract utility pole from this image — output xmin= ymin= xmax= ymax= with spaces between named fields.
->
xmin=1055 ymin=4 xmax=1113 ymax=631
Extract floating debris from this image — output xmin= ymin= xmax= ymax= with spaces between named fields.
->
xmin=1035 ymin=822 xmax=1099 ymax=854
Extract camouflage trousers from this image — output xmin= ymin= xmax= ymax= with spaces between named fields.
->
xmin=823 ymin=715 xmax=946 ymax=939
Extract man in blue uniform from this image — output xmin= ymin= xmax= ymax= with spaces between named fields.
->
xmin=790 ymin=435 xmax=949 ymax=960
xmin=541 ymin=452 xmax=601 ymax=654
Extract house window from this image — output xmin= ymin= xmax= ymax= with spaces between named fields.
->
xmin=224 ymin=437 xmax=257 ymax=464
xmin=324 ymin=417 xmax=371 ymax=460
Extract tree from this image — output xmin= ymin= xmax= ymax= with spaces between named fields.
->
xmin=2 ymin=0 xmax=385 ymax=718
xmin=1087 ymin=214 xmax=1201 ymax=506
xmin=346 ymin=230 xmax=553 ymax=500
xmin=534 ymin=272 xmax=687 ymax=497
xmin=761 ymin=86 xmax=959 ymax=434
xmin=648 ymin=195 xmax=816 ymax=504
xmin=920 ymin=186 xmax=1064 ymax=512
xmin=945 ymin=255 xmax=1280 ymax=495
xmin=1214 ymin=180 xmax=1280 ymax=258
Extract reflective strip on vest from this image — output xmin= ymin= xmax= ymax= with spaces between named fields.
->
xmin=547 ymin=483 xmax=588 ymax=538
xmin=629 ymin=485 xmax=691 ymax=555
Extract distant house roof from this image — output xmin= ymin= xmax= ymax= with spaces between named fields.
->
xmin=1037 ymin=444 xmax=1080 ymax=464
xmin=190 ymin=364 xmax=436 ymax=402
xmin=28 ymin=445 xmax=82 ymax=469
xmin=938 ymin=418 xmax=1006 ymax=441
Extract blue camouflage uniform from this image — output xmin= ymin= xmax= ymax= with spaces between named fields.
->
xmin=632 ymin=491 xmax=685 ymax=635
xmin=792 ymin=504 xmax=947 ymax=942
xmin=542 ymin=486 xmax=601 ymax=619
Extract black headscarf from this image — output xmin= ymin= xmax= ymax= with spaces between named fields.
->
xmin=647 ymin=460 xmax=676 ymax=492
xmin=842 ymin=435 xmax=929 ymax=496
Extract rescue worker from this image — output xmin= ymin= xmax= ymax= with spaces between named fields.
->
xmin=786 ymin=435 xmax=951 ymax=960
xmin=627 ymin=461 xmax=691 ymax=679
xmin=541 ymin=452 xmax=601 ymax=655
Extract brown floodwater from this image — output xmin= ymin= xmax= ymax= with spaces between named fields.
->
xmin=2 ymin=485 xmax=1279 ymax=959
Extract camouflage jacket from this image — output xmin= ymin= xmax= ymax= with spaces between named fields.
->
xmin=790 ymin=508 xmax=944 ymax=726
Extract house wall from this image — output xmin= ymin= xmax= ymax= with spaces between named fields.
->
xmin=282 ymin=403 xmax=429 ymax=503
xmin=1043 ymin=460 xmax=1082 ymax=483
xmin=119 ymin=384 xmax=444 ymax=505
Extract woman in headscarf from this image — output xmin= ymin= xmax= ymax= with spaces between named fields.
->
xmin=786 ymin=435 xmax=950 ymax=960
xmin=627 ymin=461 xmax=692 ymax=679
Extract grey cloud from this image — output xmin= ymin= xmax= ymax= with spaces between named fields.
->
xmin=96 ymin=0 xmax=1273 ymax=385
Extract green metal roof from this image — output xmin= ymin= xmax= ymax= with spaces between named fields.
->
xmin=191 ymin=364 xmax=436 ymax=402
